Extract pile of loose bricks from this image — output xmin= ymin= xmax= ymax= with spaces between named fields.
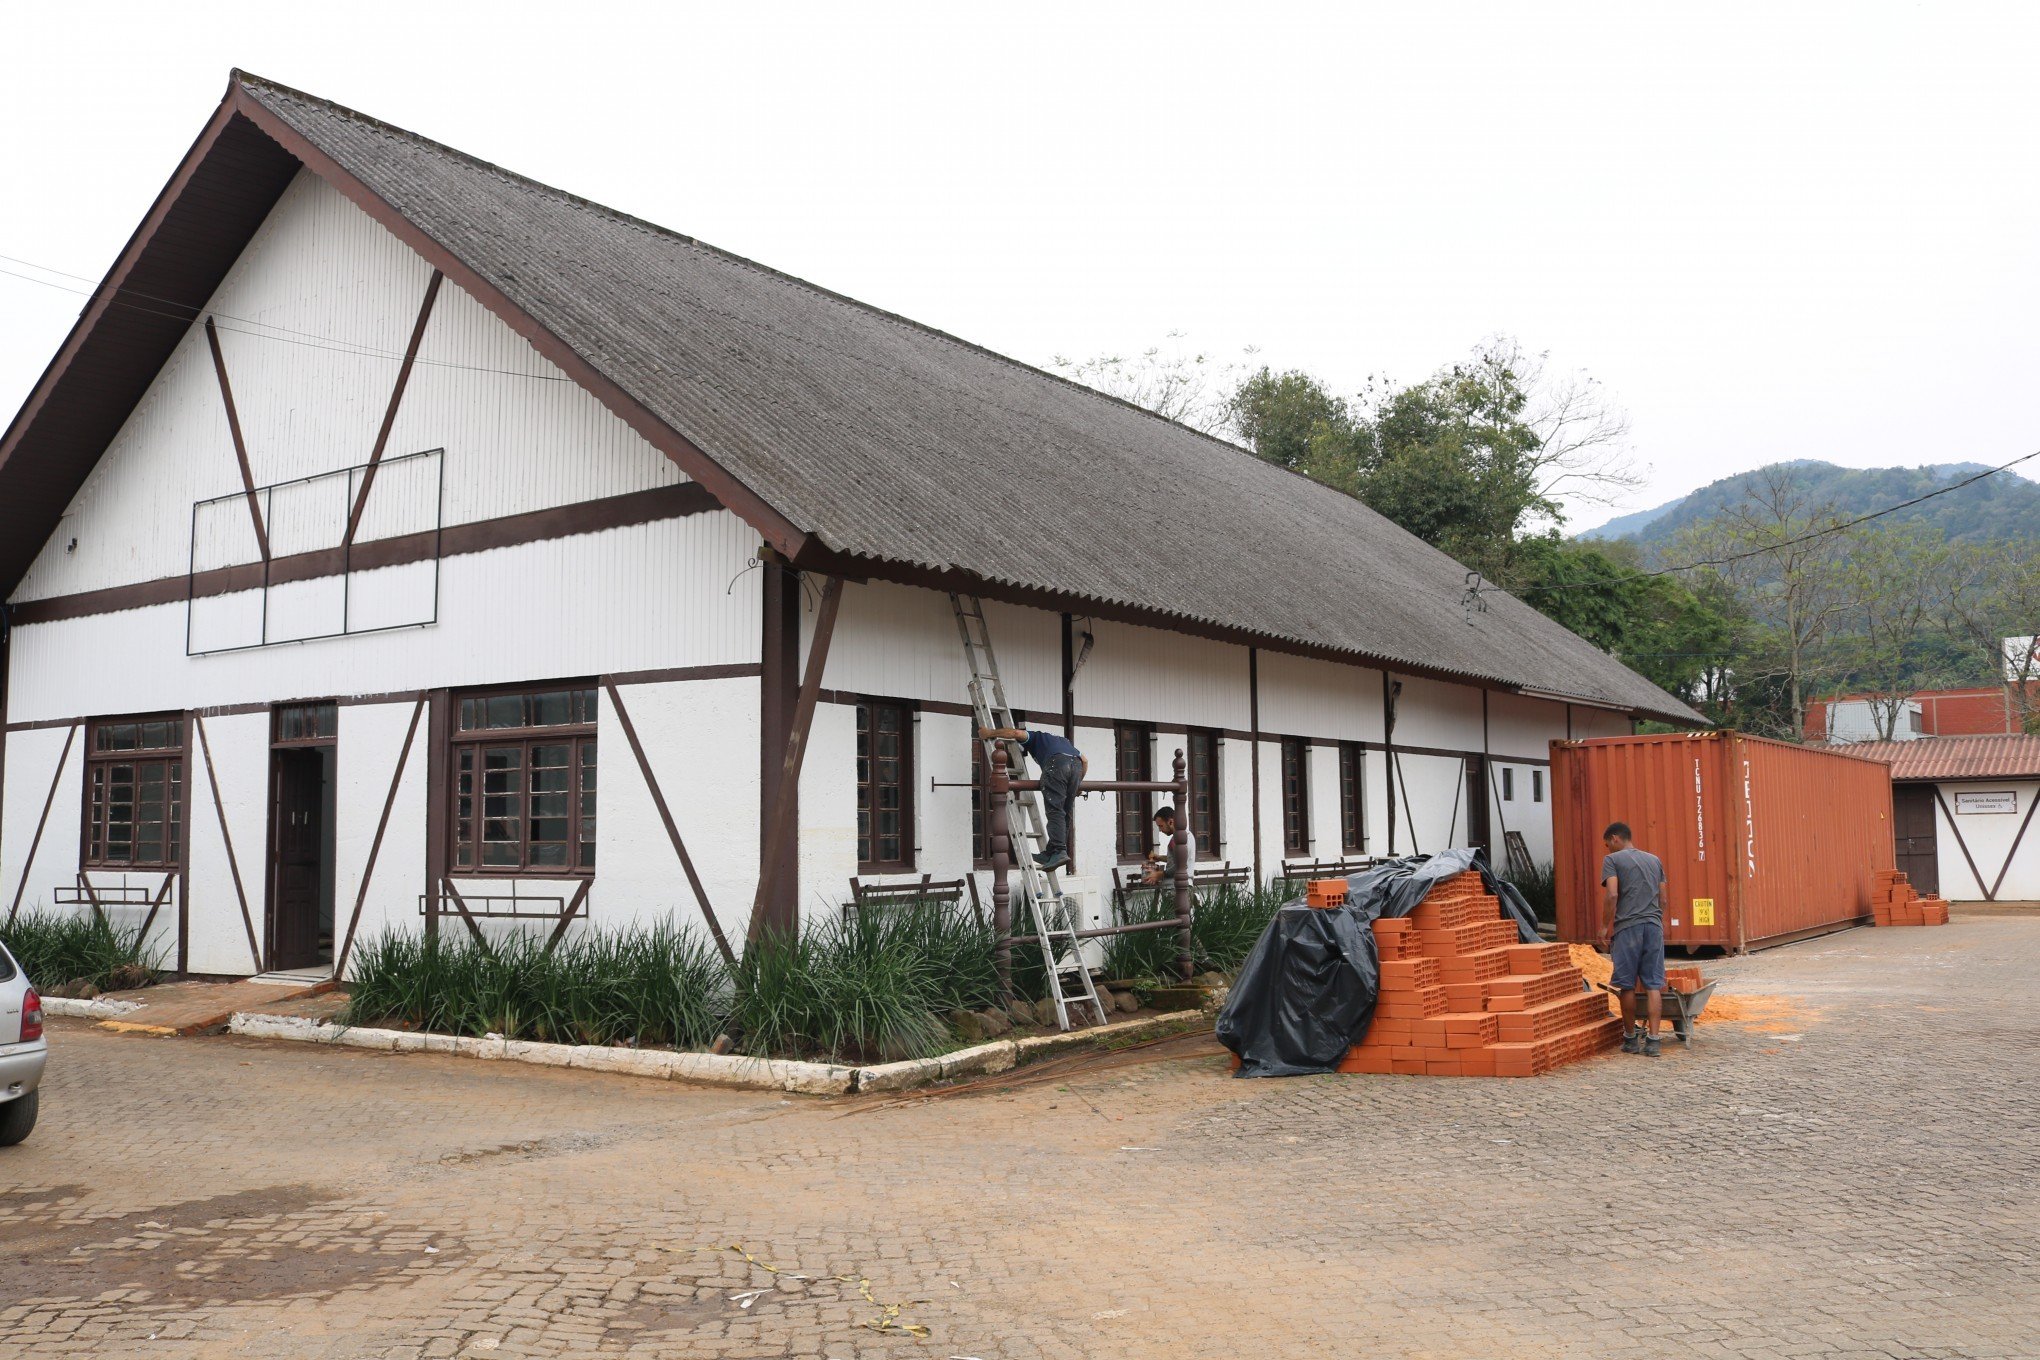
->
xmin=1326 ymin=873 xmax=1624 ymax=1078
xmin=1873 ymin=868 xmax=1950 ymax=927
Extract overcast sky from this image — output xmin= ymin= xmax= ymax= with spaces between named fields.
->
xmin=4 ymin=2 xmax=2036 ymax=531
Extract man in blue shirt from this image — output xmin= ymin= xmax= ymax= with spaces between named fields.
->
xmin=980 ymin=725 xmax=1088 ymax=870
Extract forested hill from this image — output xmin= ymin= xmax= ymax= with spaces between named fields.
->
xmin=1577 ymin=461 xmax=2040 ymax=548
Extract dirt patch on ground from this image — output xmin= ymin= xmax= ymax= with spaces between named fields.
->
xmin=0 ymin=1182 xmax=457 ymax=1308
xmin=1702 ymin=993 xmax=1823 ymax=1031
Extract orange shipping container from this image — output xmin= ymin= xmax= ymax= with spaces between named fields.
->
xmin=1552 ymin=731 xmax=1894 ymax=953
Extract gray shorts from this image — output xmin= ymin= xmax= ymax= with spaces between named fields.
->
xmin=1611 ymin=921 xmax=1666 ymax=991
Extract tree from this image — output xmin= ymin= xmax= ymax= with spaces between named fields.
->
xmin=1834 ymin=525 xmax=1958 ymax=739
xmin=1049 ymin=332 xmax=1248 ymax=435
xmin=1473 ymin=336 xmax=1643 ymax=514
xmin=1224 ymin=368 xmax=1370 ymax=486
xmin=1941 ymin=538 xmax=2040 ymax=730
xmin=1668 ymin=465 xmax=1862 ymax=739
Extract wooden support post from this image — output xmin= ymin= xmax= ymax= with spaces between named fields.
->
xmin=178 ymin=713 xmax=192 ymax=973
xmin=751 ymin=574 xmax=844 ymax=941
xmin=1248 ymin=647 xmax=1262 ymax=887
xmin=1383 ymin=674 xmax=1399 ymax=855
xmin=991 ymin=742 xmax=1014 ymax=1002
xmin=423 ymin=691 xmax=448 ymax=942
xmin=1172 ymin=747 xmax=1193 ymax=982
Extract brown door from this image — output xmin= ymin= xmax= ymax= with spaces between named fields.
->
xmin=1893 ymin=784 xmax=1939 ymax=896
xmin=269 ymin=749 xmax=328 ymax=971
xmin=1464 ymin=757 xmax=1492 ymax=864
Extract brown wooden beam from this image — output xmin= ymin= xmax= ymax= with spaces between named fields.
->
xmin=334 ymin=696 xmax=424 ymax=976
xmin=4 ymin=722 xmax=76 ymax=925
xmin=202 ymin=318 xmax=270 ymax=563
xmin=194 ymin=714 xmax=262 ymax=971
xmin=751 ymin=574 xmax=844 ymax=941
xmin=602 ymin=678 xmax=738 ymax=968
xmin=1989 ymin=792 xmax=2040 ymax=901
xmin=423 ymin=690 xmax=449 ymax=942
xmin=343 ymin=269 xmax=443 ymax=551
xmin=545 ymin=879 xmax=593 ymax=954
xmin=1248 ymin=647 xmax=1262 ymax=885
xmin=1929 ymin=785 xmax=1989 ymax=901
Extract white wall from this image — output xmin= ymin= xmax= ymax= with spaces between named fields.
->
xmin=1931 ymin=780 xmax=2040 ymax=901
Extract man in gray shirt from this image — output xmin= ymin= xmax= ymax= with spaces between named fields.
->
xmin=1599 ymin=821 xmax=1668 ymax=1057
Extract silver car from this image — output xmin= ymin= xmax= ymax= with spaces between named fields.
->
xmin=0 ymin=939 xmax=46 ymax=1145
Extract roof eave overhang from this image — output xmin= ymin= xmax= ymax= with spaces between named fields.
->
xmin=789 ymin=540 xmax=1705 ymax=727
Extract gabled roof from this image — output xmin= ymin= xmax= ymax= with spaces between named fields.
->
xmin=1840 ymin=735 xmax=2040 ymax=782
xmin=0 ymin=71 xmax=1705 ymax=725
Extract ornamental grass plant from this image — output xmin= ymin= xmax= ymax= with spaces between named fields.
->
xmin=0 ymin=908 xmax=162 ymax=995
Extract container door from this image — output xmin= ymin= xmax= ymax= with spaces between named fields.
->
xmin=1893 ymin=785 xmax=1940 ymax=895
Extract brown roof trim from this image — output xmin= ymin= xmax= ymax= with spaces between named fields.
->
xmin=0 ymin=100 xmax=302 ymax=593
xmin=792 ymin=543 xmax=1690 ymax=726
xmin=224 ymin=83 xmax=811 ymax=565
xmin=10 ymin=481 xmax=719 ymax=625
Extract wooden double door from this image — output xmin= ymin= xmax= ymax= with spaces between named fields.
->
xmin=1893 ymin=784 xmax=1940 ymax=896
xmin=268 ymin=744 xmax=336 ymax=972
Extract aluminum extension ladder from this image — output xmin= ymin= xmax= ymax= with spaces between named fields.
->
xmin=950 ymin=593 xmax=1109 ymax=1031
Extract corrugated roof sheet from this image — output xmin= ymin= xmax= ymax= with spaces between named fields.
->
xmin=1837 ymin=735 xmax=2040 ymax=781
xmin=6 ymin=72 xmax=1706 ymax=724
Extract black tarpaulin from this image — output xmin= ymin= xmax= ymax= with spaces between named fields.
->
xmin=1215 ymin=848 xmax=1542 ymax=1078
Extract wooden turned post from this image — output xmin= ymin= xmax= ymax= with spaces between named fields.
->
xmin=991 ymin=742 xmax=1014 ymax=1003
xmin=1172 ymin=747 xmax=1193 ymax=982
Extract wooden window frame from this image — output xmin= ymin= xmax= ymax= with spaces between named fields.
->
xmin=1114 ymin=722 xmax=1155 ymax=863
xmin=1339 ymin=742 xmax=1366 ymax=854
xmin=857 ymin=696 xmax=916 ymax=873
xmin=1280 ymin=736 xmax=1311 ymax=856
xmin=1532 ymin=768 xmax=1545 ymax=804
xmin=272 ymin=700 xmax=338 ymax=748
xmin=449 ymin=681 xmax=598 ymax=876
xmin=1502 ymin=767 xmax=1516 ymax=801
xmin=1186 ymin=727 xmax=1221 ymax=861
xmin=82 ymin=714 xmax=185 ymax=870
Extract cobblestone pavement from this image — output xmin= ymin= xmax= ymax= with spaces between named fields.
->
xmin=3 ymin=916 xmax=2036 ymax=1359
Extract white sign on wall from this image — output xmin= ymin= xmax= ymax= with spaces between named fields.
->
xmin=1954 ymin=790 xmax=2019 ymax=815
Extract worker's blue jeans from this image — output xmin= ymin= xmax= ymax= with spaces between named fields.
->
xmin=1039 ymin=753 xmax=1083 ymax=860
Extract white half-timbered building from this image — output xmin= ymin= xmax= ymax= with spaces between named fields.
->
xmin=0 ymin=73 xmax=1700 ymax=979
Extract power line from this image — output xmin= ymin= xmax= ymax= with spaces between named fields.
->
xmin=0 ymin=257 xmax=568 ymax=383
xmin=1498 ymin=447 xmax=2040 ymax=600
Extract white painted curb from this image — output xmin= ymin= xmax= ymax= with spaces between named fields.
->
xmin=227 ymin=1008 xmax=1209 ymax=1096
xmin=42 ymin=996 xmax=143 ymax=1019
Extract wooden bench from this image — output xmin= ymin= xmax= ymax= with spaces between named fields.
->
xmin=846 ymin=874 xmax=985 ymax=922
xmin=1277 ymin=856 xmax=1383 ymax=889
xmin=1109 ymin=861 xmax=1251 ymax=918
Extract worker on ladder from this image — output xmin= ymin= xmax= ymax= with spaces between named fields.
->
xmin=979 ymin=724 xmax=1087 ymax=870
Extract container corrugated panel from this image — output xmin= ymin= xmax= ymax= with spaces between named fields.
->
xmin=1553 ymin=731 xmax=1894 ymax=953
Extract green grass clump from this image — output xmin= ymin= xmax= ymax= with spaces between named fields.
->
xmin=0 ymin=909 xmax=162 ymax=995
xmin=1189 ymin=881 xmax=1287 ymax=973
xmin=344 ymin=924 xmax=725 ymax=1049
xmin=1101 ymin=888 xmax=1182 ymax=982
xmin=1503 ymin=860 xmax=1558 ymax=927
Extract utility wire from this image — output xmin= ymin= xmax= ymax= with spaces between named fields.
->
xmin=1495 ymin=447 xmax=2040 ymax=600
xmin=0 ymin=258 xmax=568 ymax=383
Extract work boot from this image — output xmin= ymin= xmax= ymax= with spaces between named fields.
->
xmin=1622 ymin=1026 xmax=1644 ymax=1055
xmin=1643 ymin=1034 xmax=1663 ymax=1058
xmin=1036 ymin=851 xmax=1069 ymax=871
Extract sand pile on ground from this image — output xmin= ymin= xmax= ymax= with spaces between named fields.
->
xmin=1566 ymin=943 xmax=1621 ymax=1016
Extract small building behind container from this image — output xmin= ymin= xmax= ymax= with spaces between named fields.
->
xmin=1835 ymin=734 xmax=2040 ymax=902
xmin=1552 ymin=731 xmax=1894 ymax=953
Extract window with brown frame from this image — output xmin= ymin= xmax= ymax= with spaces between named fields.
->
xmin=84 ymin=716 xmax=184 ymax=869
xmin=273 ymin=701 xmax=337 ymax=746
xmin=1532 ymin=768 xmax=1545 ymax=803
xmin=1339 ymin=742 xmax=1365 ymax=854
xmin=1114 ymin=722 xmax=1154 ymax=861
xmin=1186 ymin=728 xmax=1220 ymax=861
xmin=450 ymin=684 xmax=597 ymax=873
xmin=1281 ymin=737 xmax=1311 ymax=855
xmin=857 ymin=698 xmax=914 ymax=871
xmin=1502 ymin=767 xmax=1516 ymax=801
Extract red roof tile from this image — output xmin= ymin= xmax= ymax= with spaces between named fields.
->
xmin=1837 ymin=735 xmax=2040 ymax=782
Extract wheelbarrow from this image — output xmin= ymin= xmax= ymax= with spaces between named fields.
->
xmin=1595 ymin=979 xmax=1719 ymax=1044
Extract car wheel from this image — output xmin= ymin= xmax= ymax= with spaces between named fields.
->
xmin=0 ymin=1090 xmax=38 ymax=1146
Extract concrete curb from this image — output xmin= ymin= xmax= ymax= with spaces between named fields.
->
xmin=226 ymin=1008 xmax=1211 ymax=1095
xmin=42 ymin=996 xmax=143 ymax=1019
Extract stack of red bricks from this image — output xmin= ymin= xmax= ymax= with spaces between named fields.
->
xmin=1665 ymin=965 xmax=1706 ymax=994
xmin=1872 ymin=869 xmax=1950 ymax=926
xmin=1337 ymin=872 xmax=1624 ymax=1078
